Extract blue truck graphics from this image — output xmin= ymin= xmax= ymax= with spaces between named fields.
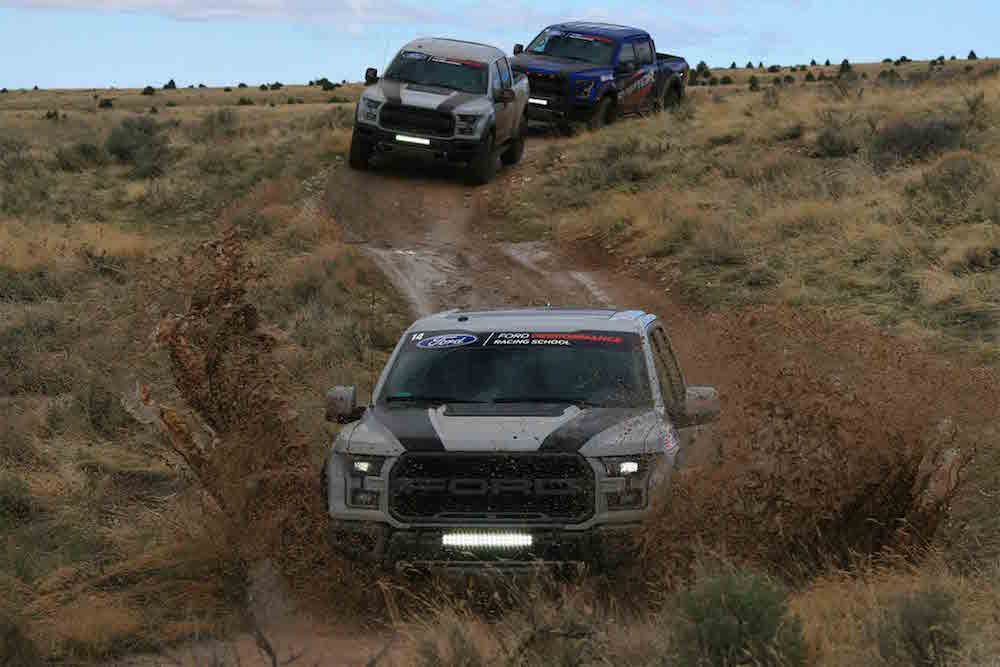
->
xmin=510 ymin=22 xmax=689 ymax=128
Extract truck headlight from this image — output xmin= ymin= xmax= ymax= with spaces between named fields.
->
xmin=601 ymin=455 xmax=656 ymax=510
xmin=576 ymin=81 xmax=595 ymax=99
xmin=455 ymin=114 xmax=482 ymax=136
xmin=359 ymin=98 xmax=381 ymax=122
xmin=345 ymin=454 xmax=386 ymax=508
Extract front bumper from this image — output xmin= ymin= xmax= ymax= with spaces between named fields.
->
xmin=525 ymin=95 xmax=597 ymax=123
xmin=354 ymin=124 xmax=481 ymax=163
xmin=329 ymin=520 xmax=641 ymax=573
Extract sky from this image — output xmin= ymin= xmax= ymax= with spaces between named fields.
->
xmin=0 ymin=1 xmax=994 ymax=89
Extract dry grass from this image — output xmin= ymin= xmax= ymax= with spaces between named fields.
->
xmin=503 ymin=62 xmax=1000 ymax=359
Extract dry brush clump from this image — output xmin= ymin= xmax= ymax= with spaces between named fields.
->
xmin=121 ymin=229 xmax=381 ymax=614
xmin=640 ymin=307 xmax=972 ymax=585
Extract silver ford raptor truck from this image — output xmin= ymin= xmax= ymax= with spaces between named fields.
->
xmin=322 ymin=308 xmax=720 ymax=573
xmin=349 ymin=37 xmax=530 ymax=185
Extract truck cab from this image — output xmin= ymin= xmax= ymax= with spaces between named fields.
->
xmin=510 ymin=22 xmax=689 ymax=129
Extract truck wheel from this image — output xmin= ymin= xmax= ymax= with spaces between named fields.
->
xmin=348 ymin=131 xmax=372 ymax=170
xmin=467 ymin=132 xmax=497 ymax=185
xmin=501 ymin=116 xmax=526 ymax=166
xmin=588 ymin=96 xmax=614 ymax=130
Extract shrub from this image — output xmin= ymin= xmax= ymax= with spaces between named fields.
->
xmin=269 ymin=82 xmax=284 ymax=90
xmin=878 ymin=587 xmax=960 ymax=667
xmin=767 ymin=64 xmax=781 ymax=73
xmin=149 ymin=106 xmax=159 ymax=114
xmin=224 ymin=86 xmax=232 ymax=92
xmin=198 ymin=83 xmax=207 ymax=88
xmin=810 ymin=59 xmax=817 ymax=66
xmin=0 ymin=472 xmax=37 ymax=527
xmin=709 ymin=76 xmax=719 ymax=86
xmin=163 ymin=78 xmax=177 ymax=90
xmin=43 ymin=109 xmax=60 ymax=121
xmin=238 ymin=82 xmax=248 ymax=88
xmin=165 ymin=101 xmax=177 ymax=107
xmin=730 ymin=62 xmax=737 ymax=69
xmin=840 ymin=59 xmax=853 ymax=74
xmin=237 ymin=96 xmax=254 ymax=106
xmin=98 ymin=98 xmax=113 ymax=109
xmin=259 ymin=84 xmax=269 ymax=91
xmin=968 ymin=50 xmax=978 ymax=60
xmin=55 ymin=141 xmax=108 ymax=172
xmin=775 ymin=123 xmax=804 ymax=141
xmin=772 ymin=76 xmax=781 ymax=86
xmin=676 ymin=571 xmax=807 ymax=667
xmin=805 ymin=71 xmax=816 ymax=82
xmin=720 ymin=75 xmax=734 ymax=85
xmin=141 ymin=85 xmax=155 ymax=96
xmin=0 ymin=266 xmax=65 ymax=301
xmin=748 ymin=75 xmax=760 ymax=91
xmin=784 ymin=74 xmax=795 ymax=84
xmin=746 ymin=61 xmax=754 ymax=69
xmin=906 ymin=152 xmax=994 ymax=223
xmin=758 ymin=61 xmax=764 ymax=69
xmin=105 ymin=116 xmax=170 ymax=177
xmin=883 ymin=58 xmax=894 ymax=63
xmin=871 ymin=116 xmax=965 ymax=170
xmin=197 ymin=108 xmax=240 ymax=140
xmin=0 ymin=88 xmax=7 ymax=94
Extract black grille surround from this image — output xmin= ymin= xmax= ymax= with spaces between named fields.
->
xmin=379 ymin=104 xmax=455 ymax=137
xmin=388 ymin=452 xmax=595 ymax=525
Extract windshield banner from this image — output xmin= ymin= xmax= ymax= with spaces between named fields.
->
xmin=410 ymin=331 xmax=629 ymax=349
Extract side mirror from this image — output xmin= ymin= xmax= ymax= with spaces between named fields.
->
xmin=513 ymin=44 xmax=524 ymax=56
xmin=364 ymin=68 xmax=378 ymax=85
xmin=326 ymin=386 xmax=366 ymax=424
xmin=495 ymin=88 xmax=516 ymax=103
xmin=676 ymin=386 xmax=720 ymax=428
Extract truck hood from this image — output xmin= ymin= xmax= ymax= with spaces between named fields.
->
xmin=365 ymin=80 xmax=492 ymax=115
xmin=511 ymin=54 xmax=608 ymax=77
xmin=344 ymin=404 xmax=668 ymax=456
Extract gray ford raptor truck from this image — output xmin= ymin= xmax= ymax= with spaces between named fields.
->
xmin=349 ymin=38 xmax=530 ymax=185
xmin=322 ymin=308 xmax=720 ymax=573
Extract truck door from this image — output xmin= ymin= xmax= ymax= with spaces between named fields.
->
xmin=647 ymin=325 xmax=715 ymax=468
xmin=492 ymin=59 xmax=514 ymax=143
xmin=614 ymin=41 xmax=639 ymax=113
xmin=634 ymin=38 xmax=658 ymax=110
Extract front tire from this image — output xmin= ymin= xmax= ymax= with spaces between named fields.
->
xmin=588 ymin=96 xmax=615 ymax=131
xmin=467 ymin=131 xmax=497 ymax=185
xmin=501 ymin=116 xmax=526 ymax=166
xmin=348 ymin=130 xmax=372 ymax=170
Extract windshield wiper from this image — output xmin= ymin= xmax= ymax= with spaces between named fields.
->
xmin=492 ymin=396 xmax=598 ymax=406
xmin=386 ymin=395 xmax=486 ymax=405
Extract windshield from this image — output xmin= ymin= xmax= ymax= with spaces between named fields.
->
xmin=525 ymin=29 xmax=617 ymax=66
xmin=384 ymin=51 xmax=488 ymax=94
xmin=379 ymin=331 xmax=653 ymax=408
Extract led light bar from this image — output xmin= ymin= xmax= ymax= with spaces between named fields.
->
xmin=528 ymin=97 xmax=548 ymax=106
xmin=442 ymin=532 xmax=533 ymax=549
xmin=395 ymin=134 xmax=430 ymax=145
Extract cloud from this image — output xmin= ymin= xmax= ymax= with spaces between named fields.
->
xmin=4 ymin=0 xmax=440 ymax=24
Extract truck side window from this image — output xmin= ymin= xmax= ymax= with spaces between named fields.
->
xmin=490 ymin=62 xmax=502 ymax=95
xmin=618 ymin=42 xmax=636 ymax=69
xmin=499 ymin=57 xmax=512 ymax=89
xmin=649 ymin=326 xmax=685 ymax=415
xmin=635 ymin=40 xmax=654 ymax=65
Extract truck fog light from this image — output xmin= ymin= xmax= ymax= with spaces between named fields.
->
xmin=350 ymin=489 xmax=379 ymax=507
xmin=606 ymin=489 xmax=644 ymax=510
xmin=442 ymin=532 xmax=533 ymax=549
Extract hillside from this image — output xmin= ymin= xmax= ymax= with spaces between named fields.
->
xmin=2 ymin=58 xmax=999 ymax=665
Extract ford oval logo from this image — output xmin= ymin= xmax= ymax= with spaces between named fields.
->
xmin=416 ymin=334 xmax=478 ymax=349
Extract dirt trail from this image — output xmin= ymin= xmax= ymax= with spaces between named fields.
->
xmin=116 ymin=135 xmax=999 ymax=666
xmin=325 ymin=150 xmax=613 ymax=316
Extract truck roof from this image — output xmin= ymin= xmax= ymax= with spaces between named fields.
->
xmin=400 ymin=37 xmax=506 ymax=64
xmin=409 ymin=307 xmax=658 ymax=334
xmin=545 ymin=21 xmax=650 ymax=41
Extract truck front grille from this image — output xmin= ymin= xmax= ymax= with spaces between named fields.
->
xmin=379 ymin=104 xmax=455 ymax=137
xmin=525 ymin=71 xmax=568 ymax=99
xmin=389 ymin=453 xmax=595 ymax=524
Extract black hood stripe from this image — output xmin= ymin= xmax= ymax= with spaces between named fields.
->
xmin=370 ymin=405 xmax=444 ymax=451
xmin=380 ymin=80 xmax=402 ymax=106
xmin=436 ymin=92 xmax=483 ymax=113
xmin=539 ymin=408 xmax=646 ymax=452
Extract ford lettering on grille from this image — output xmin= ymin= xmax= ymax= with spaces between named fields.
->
xmin=389 ymin=453 xmax=595 ymax=523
